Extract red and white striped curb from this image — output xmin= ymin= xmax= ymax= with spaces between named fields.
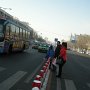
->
xmin=32 ymin=58 xmax=50 ymax=90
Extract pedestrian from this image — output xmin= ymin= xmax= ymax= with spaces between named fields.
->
xmin=52 ymin=41 xmax=61 ymax=72
xmin=45 ymin=45 xmax=54 ymax=69
xmin=54 ymin=41 xmax=62 ymax=58
xmin=56 ymin=42 xmax=67 ymax=78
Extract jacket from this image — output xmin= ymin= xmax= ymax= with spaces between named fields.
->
xmin=45 ymin=49 xmax=54 ymax=59
xmin=54 ymin=45 xmax=61 ymax=58
xmin=60 ymin=46 xmax=67 ymax=62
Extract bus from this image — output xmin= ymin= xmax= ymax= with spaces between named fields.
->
xmin=0 ymin=9 xmax=31 ymax=53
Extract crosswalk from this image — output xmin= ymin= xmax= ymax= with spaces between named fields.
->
xmin=64 ymin=79 xmax=76 ymax=90
xmin=0 ymin=66 xmax=28 ymax=90
xmin=0 ymin=66 xmax=90 ymax=90
xmin=57 ymin=78 xmax=61 ymax=90
xmin=0 ymin=71 xmax=27 ymax=90
xmin=0 ymin=67 xmax=6 ymax=72
xmin=57 ymin=78 xmax=90 ymax=90
xmin=87 ymin=83 xmax=90 ymax=88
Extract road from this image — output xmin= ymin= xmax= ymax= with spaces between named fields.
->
xmin=0 ymin=48 xmax=90 ymax=90
xmin=0 ymin=47 xmax=46 ymax=90
xmin=50 ymin=51 xmax=90 ymax=90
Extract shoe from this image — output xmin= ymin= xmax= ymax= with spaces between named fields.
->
xmin=56 ymin=75 xmax=61 ymax=78
xmin=56 ymin=75 xmax=60 ymax=77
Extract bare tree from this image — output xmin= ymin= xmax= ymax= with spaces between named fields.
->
xmin=68 ymin=34 xmax=90 ymax=51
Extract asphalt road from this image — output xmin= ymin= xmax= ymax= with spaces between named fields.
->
xmin=0 ymin=47 xmax=46 ymax=90
xmin=50 ymin=51 xmax=90 ymax=90
xmin=0 ymin=48 xmax=90 ymax=90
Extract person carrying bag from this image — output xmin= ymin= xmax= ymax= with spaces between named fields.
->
xmin=56 ymin=56 xmax=63 ymax=65
xmin=56 ymin=42 xmax=67 ymax=78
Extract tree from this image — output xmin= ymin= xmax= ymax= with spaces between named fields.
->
xmin=76 ymin=34 xmax=90 ymax=50
xmin=68 ymin=34 xmax=90 ymax=50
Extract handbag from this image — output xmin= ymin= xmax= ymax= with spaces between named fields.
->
xmin=52 ymin=58 xmax=56 ymax=66
xmin=56 ymin=58 xmax=63 ymax=65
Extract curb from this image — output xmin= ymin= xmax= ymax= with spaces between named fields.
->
xmin=41 ymin=70 xmax=50 ymax=90
xmin=32 ymin=58 xmax=51 ymax=90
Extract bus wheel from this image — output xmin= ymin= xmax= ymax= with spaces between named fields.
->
xmin=8 ymin=45 xmax=12 ymax=53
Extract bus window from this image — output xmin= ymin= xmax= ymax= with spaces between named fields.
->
xmin=0 ymin=24 xmax=3 ymax=33
xmin=0 ymin=24 xmax=4 ymax=41
xmin=25 ymin=30 xmax=26 ymax=38
xmin=11 ymin=24 xmax=15 ymax=38
xmin=5 ymin=24 xmax=10 ymax=38
xmin=20 ymin=28 xmax=22 ymax=38
xmin=28 ymin=32 xmax=30 ymax=39
xmin=15 ymin=26 xmax=19 ymax=36
xmin=27 ymin=31 xmax=28 ymax=39
xmin=23 ymin=29 xmax=25 ymax=38
xmin=26 ymin=31 xmax=28 ymax=38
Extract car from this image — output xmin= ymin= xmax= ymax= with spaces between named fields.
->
xmin=38 ymin=44 xmax=49 ymax=53
xmin=32 ymin=42 xmax=40 ymax=49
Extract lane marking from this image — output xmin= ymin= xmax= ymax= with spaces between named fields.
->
xmin=0 ymin=71 xmax=27 ymax=90
xmin=0 ymin=67 xmax=6 ymax=72
xmin=57 ymin=78 xmax=62 ymax=90
xmin=87 ymin=83 xmax=90 ymax=88
xmin=65 ymin=79 xmax=77 ymax=90
xmin=24 ymin=59 xmax=45 ymax=83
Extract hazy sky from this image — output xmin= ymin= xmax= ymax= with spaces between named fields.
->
xmin=0 ymin=0 xmax=90 ymax=42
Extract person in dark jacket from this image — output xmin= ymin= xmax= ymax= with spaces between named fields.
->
xmin=56 ymin=42 xmax=67 ymax=78
xmin=54 ymin=41 xmax=61 ymax=58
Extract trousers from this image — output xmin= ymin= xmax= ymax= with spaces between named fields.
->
xmin=56 ymin=59 xmax=66 ymax=77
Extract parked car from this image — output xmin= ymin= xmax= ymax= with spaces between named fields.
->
xmin=38 ymin=43 xmax=49 ymax=53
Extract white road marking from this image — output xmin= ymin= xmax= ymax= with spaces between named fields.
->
xmin=0 ymin=67 xmax=6 ymax=72
xmin=57 ymin=78 xmax=62 ymax=90
xmin=65 ymin=79 xmax=77 ymax=90
xmin=0 ymin=71 xmax=27 ymax=90
xmin=87 ymin=83 xmax=90 ymax=88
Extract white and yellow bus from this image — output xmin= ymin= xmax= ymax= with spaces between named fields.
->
xmin=0 ymin=9 xmax=31 ymax=53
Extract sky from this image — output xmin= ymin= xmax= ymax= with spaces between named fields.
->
xmin=0 ymin=0 xmax=90 ymax=42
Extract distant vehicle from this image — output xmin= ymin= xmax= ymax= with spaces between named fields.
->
xmin=86 ymin=50 xmax=90 ymax=55
xmin=67 ymin=47 xmax=71 ymax=50
xmin=0 ymin=9 xmax=31 ymax=53
xmin=32 ymin=42 xmax=40 ymax=49
xmin=38 ymin=43 xmax=49 ymax=53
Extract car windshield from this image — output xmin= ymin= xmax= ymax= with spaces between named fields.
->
xmin=40 ymin=44 xmax=48 ymax=47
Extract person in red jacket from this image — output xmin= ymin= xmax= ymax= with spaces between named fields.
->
xmin=56 ymin=42 xmax=67 ymax=78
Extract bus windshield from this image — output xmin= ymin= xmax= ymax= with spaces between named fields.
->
xmin=0 ymin=24 xmax=3 ymax=33
xmin=0 ymin=24 xmax=4 ymax=41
